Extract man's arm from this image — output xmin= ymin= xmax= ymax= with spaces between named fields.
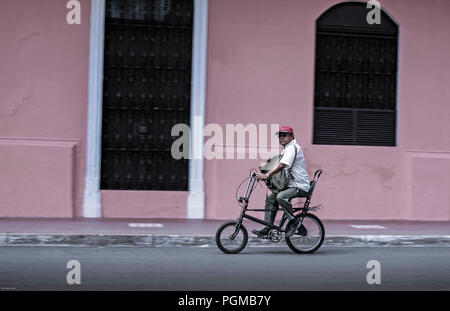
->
xmin=257 ymin=145 xmax=295 ymax=180
xmin=257 ymin=162 xmax=288 ymax=180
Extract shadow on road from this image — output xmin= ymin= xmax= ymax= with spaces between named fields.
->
xmin=214 ymin=246 xmax=350 ymax=256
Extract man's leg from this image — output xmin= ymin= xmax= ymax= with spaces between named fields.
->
xmin=252 ymin=193 xmax=278 ymax=236
xmin=264 ymin=192 xmax=278 ymax=225
xmin=275 ymin=188 xmax=299 ymax=221
xmin=276 ymin=188 xmax=307 ymax=237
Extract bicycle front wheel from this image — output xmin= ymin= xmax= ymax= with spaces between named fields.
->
xmin=285 ymin=213 xmax=325 ymax=254
xmin=215 ymin=221 xmax=248 ymax=254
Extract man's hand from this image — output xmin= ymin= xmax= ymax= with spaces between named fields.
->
xmin=256 ymin=173 xmax=268 ymax=181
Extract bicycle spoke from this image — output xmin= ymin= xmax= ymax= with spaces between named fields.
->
xmin=286 ymin=214 xmax=324 ymax=253
xmin=216 ymin=222 xmax=248 ymax=254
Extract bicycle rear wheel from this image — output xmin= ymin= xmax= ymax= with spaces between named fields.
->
xmin=215 ymin=221 xmax=248 ymax=254
xmin=285 ymin=213 xmax=325 ymax=254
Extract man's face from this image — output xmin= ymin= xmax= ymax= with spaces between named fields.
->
xmin=278 ymin=132 xmax=294 ymax=147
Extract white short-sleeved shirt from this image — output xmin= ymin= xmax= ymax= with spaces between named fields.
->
xmin=279 ymin=139 xmax=310 ymax=192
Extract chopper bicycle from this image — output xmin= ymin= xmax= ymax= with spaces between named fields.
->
xmin=215 ymin=169 xmax=325 ymax=254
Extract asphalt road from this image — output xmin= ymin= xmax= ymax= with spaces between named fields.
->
xmin=0 ymin=246 xmax=449 ymax=291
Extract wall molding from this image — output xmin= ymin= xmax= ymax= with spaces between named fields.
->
xmin=187 ymin=0 xmax=209 ymax=219
xmin=83 ymin=0 xmax=105 ymax=218
xmin=83 ymin=0 xmax=208 ymax=219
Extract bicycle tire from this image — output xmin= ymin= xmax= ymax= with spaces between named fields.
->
xmin=215 ymin=221 xmax=248 ymax=254
xmin=285 ymin=213 xmax=325 ymax=254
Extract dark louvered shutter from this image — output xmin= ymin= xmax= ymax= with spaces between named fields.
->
xmin=313 ymin=2 xmax=398 ymax=146
xmin=100 ymin=0 xmax=193 ymax=190
xmin=314 ymin=109 xmax=353 ymax=145
xmin=356 ymin=111 xmax=396 ymax=145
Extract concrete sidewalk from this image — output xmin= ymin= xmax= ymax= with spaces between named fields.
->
xmin=0 ymin=218 xmax=450 ymax=247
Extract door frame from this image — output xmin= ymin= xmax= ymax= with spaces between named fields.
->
xmin=83 ymin=0 xmax=208 ymax=218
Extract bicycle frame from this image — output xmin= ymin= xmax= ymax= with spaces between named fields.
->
xmin=231 ymin=171 xmax=313 ymax=238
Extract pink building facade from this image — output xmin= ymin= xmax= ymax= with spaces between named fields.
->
xmin=1 ymin=0 xmax=449 ymax=220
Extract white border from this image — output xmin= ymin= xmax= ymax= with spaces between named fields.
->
xmin=187 ymin=0 xmax=208 ymax=219
xmin=83 ymin=0 xmax=105 ymax=218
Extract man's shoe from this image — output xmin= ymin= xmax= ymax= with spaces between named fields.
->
xmin=285 ymin=218 xmax=300 ymax=237
xmin=252 ymin=227 xmax=270 ymax=236
xmin=298 ymin=224 xmax=308 ymax=236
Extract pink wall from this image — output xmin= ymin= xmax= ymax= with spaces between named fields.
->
xmin=1 ymin=0 xmax=449 ymax=220
xmin=0 ymin=0 xmax=91 ymax=217
xmin=0 ymin=139 xmax=77 ymax=217
xmin=102 ymin=190 xmax=188 ymax=219
xmin=204 ymin=0 xmax=450 ymax=220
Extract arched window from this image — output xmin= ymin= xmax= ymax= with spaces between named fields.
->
xmin=313 ymin=2 xmax=398 ymax=146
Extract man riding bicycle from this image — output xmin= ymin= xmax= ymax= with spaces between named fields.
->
xmin=254 ymin=126 xmax=310 ymax=237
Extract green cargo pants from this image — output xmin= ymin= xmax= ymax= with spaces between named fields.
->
xmin=264 ymin=187 xmax=309 ymax=225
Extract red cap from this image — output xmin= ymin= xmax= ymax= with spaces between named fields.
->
xmin=276 ymin=126 xmax=294 ymax=134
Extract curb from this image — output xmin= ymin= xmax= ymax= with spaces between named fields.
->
xmin=1 ymin=234 xmax=450 ymax=247
xmin=324 ymin=235 xmax=450 ymax=247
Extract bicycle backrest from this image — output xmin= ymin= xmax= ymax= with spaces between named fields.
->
xmin=307 ymin=169 xmax=323 ymax=198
